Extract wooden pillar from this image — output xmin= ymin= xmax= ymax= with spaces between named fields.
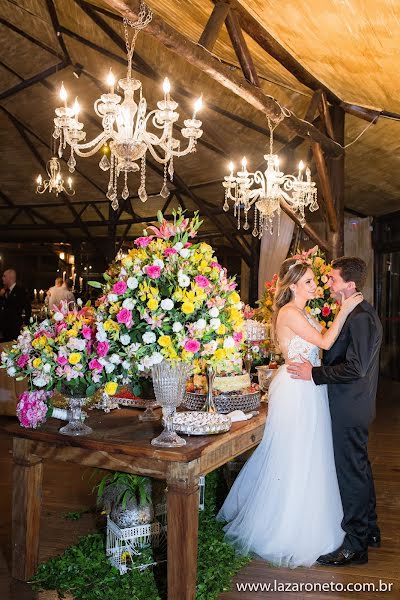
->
xmin=167 ymin=463 xmax=199 ymax=600
xmin=330 ymin=106 xmax=345 ymax=258
xmin=249 ymin=237 xmax=260 ymax=305
xmin=198 ymin=1 xmax=231 ymax=51
xmin=106 ymin=204 xmax=118 ymax=265
xmin=12 ymin=439 xmax=43 ymax=581
xmin=240 ymin=259 xmax=250 ymax=304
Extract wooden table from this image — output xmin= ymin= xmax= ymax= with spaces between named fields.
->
xmin=4 ymin=406 xmax=266 ymax=599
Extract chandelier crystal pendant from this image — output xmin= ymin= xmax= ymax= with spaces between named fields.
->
xmin=36 ymin=156 xmax=75 ymax=196
xmin=52 ymin=2 xmax=203 ymax=210
xmin=222 ymin=118 xmax=318 ymax=237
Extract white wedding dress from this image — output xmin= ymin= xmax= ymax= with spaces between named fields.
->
xmin=217 ymin=314 xmax=345 ymax=567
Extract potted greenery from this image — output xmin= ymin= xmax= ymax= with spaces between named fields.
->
xmin=95 ymin=472 xmax=153 ymax=529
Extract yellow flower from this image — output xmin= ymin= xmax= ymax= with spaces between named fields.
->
xmin=314 ymin=257 xmax=324 ymax=267
xmin=319 ymin=320 xmax=327 ymax=328
xmin=147 ymin=298 xmax=159 ymax=311
xmin=321 ymin=275 xmax=328 ymax=283
xmin=198 ymin=260 xmax=211 ymax=274
xmin=181 ymin=349 xmax=192 ymax=361
xmin=104 ymin=319 xmax=119 ymax=332
xmin=68 ymin=352 xmax=81 ymax=365
xmin=121 ymin=256 xmax=133 ymax=268
xmin=173 ymin=288 xmax=184 ymax=302
xmin=214 ymin=348 xmax=226 ymax=361
xmin=305 ymin=306 xmax=312 ymax=313
xmin=327 ymin=321 xmax=333 ymax=328
xmin=229 ymin=292 xmax=241 ymax=304
xmin=158 ymin=335 xmax=171 ymax=348
xmin=32 ymin=358 xmax=42 ymax=368
xmin=217 ymin=324 xmax=226 ymax=335
xmin=315 ymin=286 xmax=324 ymax=298
xmin=67 ymin=329 xmax=78 ymax=337
xmin=32 ymin=335 xmax=47 ymax=349
xmin=105 ymin=381 xmax=118 ymax=396
xmin=181 ymin=301 xmax=195 ymax=315
xmin=162 ymin=346 xmax=178 ymax=359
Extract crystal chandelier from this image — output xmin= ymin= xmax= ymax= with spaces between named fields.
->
xmin=36 ymin=156 xmax=74 ymax=196
xmin=52 ymin=2 xmax=203 ymax=210
xmin=222 ymin=119 xmax=318 ymax=237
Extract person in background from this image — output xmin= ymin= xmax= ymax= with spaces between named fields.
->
xmin=46 ymin=277 xmax=63 ymax=309
xmin=0 ymin=268 xmax=31 ymax=342
xmin=47 ymin=277 xmax=75 ymax=311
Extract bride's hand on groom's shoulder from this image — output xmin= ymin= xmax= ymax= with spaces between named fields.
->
xmin=339 ymin=292 xmax=363 ymax=316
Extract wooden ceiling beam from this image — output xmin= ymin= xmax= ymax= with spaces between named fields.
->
xmin=280 ymin=200 xmax=329 ymax=252
xmin=303 ymin=90 xmax=323 ymax=124
xmin=0 ymin=61 xmax=69 ymax=101
xmin=319 ymin=92 xmax=335 ymax=140
xmin=340 ymin=102 xmax=381 ymax=123
xmin=199 ymin=1 xmax=231 ymax=51
xmin=99 ymin=0 xmax=341 ymax=156
xmin=225 ymin=8 xmax=260 ymax=86
xmin=311 ymin=142 xmax=338 ymax=232
xmin=45 ymin=0 xmax=71 ymax=62
xmin=0 ymin=17 xmax=64 ymax=60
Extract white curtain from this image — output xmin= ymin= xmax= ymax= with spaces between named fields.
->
xmin=344 ymin=213 xmax=374 ymax=305
xmin=258 ymin=212 xmax=295 ymax=299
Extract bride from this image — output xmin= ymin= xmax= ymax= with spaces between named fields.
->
xmin=217 ymin=257 xmax=363 ymax=568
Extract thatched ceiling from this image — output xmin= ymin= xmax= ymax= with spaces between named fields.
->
xmin=0 ymin=0 xmax=399 ymax=251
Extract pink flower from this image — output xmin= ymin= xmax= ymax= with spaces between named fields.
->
xmin=55 ymin=321 xmax=67 ymax=335
xmin=117 ymin=308 xmax=133 ymax=327
xmin=148 ymin=221 xmax=176 ymax=240
xmin=113 ymin=280 xmax=128 ymax=295
xmin=146 ymin=265 xmax=161 ymax=279
xmin=57 ymin=355 xmax=68 ymax=366
xmin=210 ymin=261 xmax=222 ymax=270
xmin=82 ymin=325 xmax=92 ymax=340
xmin=233 ymin=332 xmax=243 ymax=343
xmin=17 ymin=354 xmax=29 ymax=368
xmin=194 ymin=275 xmax=209 ymax=288
xmin=89 ymin=358 xmax=103 ymax=371
xmin=322 ymin=306 xmax=331 ymax=317
xmin=134 ymin=236 xmax=152 ymax=247
xmin=16 ymin=390 xmax=50 ymax=429
xmin=97 ymin=341 xmax=110 ymax=357
xmin=184 ymin=339 xmax=201 ymax=353
xmin=164 ymin=247 xmax=177 ymax=256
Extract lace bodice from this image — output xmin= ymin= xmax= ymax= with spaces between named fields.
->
xmin=286 ymin=313 xmax=321 ymax=367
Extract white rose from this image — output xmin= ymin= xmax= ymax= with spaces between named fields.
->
xmin=209 ymin=307 xmax=220 ymax=318
xmin=161 ymin=298 xmax=174 ymax=311
xmin=143 ymin=356 xmax=154 ymax=368
xmin=173 ymin=242 xmax=183 ymax=251
xmin=122 ymin=360 xmax=130 ymax=370
xmin=7 ymin=366 xmax=16 ymax=377
xmin=151 ymin=352 xmax=164 ymax=365
xmin=179 ymin=248 xmax=190 ymax=259
xmin=108 ymin=293 xmax=118 ymax=303
xmin=77 ymin=298 xmax=83 ymax=307
xmin=129 ymin=342 xmax=141 ymax=353
xmin=314 ymin=308 xmax=321 ymax=315
xmin=54 ymin=312 xmax=64 ymax=322
xmin=122 ymin=298 xmax=136 ymax=310
xmin=43 ymin=363 xmax=52 ymax=373
xmin=223 ymin=336 xmax=235 ymax=349
xmin=153 ymin=258 xmax=164 ymax=269
xmin=99 ymin=357 xmax=107 ymax=366
xmin=172 ymin=322 xmax=183 ymax=333
xmin=96 ymin=330 xmax=108 ymax=342
xmin=110 ymin=353 xmax=121 ymax=364
xmin=32 ymin=376 xmax=47 ymax=388
xmin=127 ymin=277 xmax=138 ymax=290
xmin=178 ymin=274 xmax=190 ymax=288
xmin=105 ymin=362 xmax=116 ymax=373
xmin=137 ymin=362 xmax=145 ymax=372
xmin=210 ymin=318 xmax=221 ymax=330
xmin=194 ymin=318 xmax=207 ymax=330
xmin=143 ymin=331 xmax=156 ymax=344
xmin=120 ymin=334 xmax=131 ymax=346
xmin=120 ymin=267 xmax=127 ymax=277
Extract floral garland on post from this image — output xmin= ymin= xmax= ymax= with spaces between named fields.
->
xmin=91 ymin=209 xmax=245 ymax=386
xmin=0 ymin=302 xmax=122 ymax=428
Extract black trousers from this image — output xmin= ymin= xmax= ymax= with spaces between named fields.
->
xmin=331 ymin=423 xmax=378 ymax=552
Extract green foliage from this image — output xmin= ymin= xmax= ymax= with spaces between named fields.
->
xmin=63 ymin=508 xmax=91 ymax=521
xmin=95 ymin=472 xmax=151 ymax=509
xmin=32 ymin=471 xmax=250 ymax=600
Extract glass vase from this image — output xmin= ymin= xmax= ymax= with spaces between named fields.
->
xmin=150 ymin=361 xmax=190 ymax=447
xmin=201 ymin=366 xmax=217 ymax=413
xmin=59 ymin=393 xmax=93 ymax=436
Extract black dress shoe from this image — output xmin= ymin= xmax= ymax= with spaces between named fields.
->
xmin=368 ymin=531 xmax=381 ymax=548
xmin=317 ymin=547 xmax=368 ymax=566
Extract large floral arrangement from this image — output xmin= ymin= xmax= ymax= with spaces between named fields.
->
xmin=255 ymin=274 xmax=278 ymax=324
xmin=92 ymin=209 xmax=245 ymax=384
xmin=0 ymin=302 xmax=122 ymax=427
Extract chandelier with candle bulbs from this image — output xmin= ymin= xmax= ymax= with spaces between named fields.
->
xmin=222 ymin=118 xmax=318 ymax=237
xmin=52 ymin=2 xmax=203 ymax=210
xmin=36 ymin=156 xmax=74 ymax=196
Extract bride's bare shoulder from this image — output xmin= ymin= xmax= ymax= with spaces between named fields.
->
xmin=276 ymin=304 xmax=298 ymax=326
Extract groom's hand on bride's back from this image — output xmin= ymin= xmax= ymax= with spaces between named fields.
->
xmin=287 ymin=357 xmax=313 ymax=380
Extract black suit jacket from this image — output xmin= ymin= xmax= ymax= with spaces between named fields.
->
xmin=312 ymin=300 xmax=383 ymax=428
xmin=0 ymin=284 xmax=31 ymax=342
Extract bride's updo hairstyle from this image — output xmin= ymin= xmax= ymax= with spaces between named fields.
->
xmin=272 ymin=258 xmax=309 ymax=342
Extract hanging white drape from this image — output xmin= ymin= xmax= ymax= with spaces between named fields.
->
xmin=344 ymin=213 xmax=374 ymax=305
xmin=258 ymin=212 xmax=295 ymax=299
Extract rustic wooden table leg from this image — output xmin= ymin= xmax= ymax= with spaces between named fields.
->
xmin=12 ymin=438 xmax=43 ymax=581
xmin=167 ymin=463 xmax=199 ymax=600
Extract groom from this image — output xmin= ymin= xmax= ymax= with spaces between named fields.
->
xmin=287 ymin=256 xmax=382 ymax=566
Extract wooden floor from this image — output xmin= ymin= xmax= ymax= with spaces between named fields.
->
xmin=0 ymin=379 xmax=399 ymax=600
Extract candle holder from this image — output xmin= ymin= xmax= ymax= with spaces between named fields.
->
xmin=201 ymin=366 xmax=217 ymax=413
xmin=243 ymin=320 xmax=268 ymax=376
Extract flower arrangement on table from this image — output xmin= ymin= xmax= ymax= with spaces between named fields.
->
xmin=255 ymin=246 xmax=339 ymax=329
xmin=91 ymin=209 xmax=245 ymax=389
xmin=0 ymin=302 xmax=123 ymax=428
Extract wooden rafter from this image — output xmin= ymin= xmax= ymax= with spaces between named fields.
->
xmin=280 ymin=200 xmax=329 ymax=252
xmin=99 ymin=0 xmax=342 ymax=156
xmin=0 ymin=61 xmax=69 ymax=101
xmin=0 ymin=17 xmax=64 ymax=60
xmin=198 ymin=1 xmax=231 ymax=51
xmin=225 ymin=8 xmax=260 ymax=86
xmin=45 ymin=0 xmax=71 ymax=61
xmin=311 ymin=142 xmax=338 ymax=233
xmin=318 ymin=92 xmax=335 ymax=140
